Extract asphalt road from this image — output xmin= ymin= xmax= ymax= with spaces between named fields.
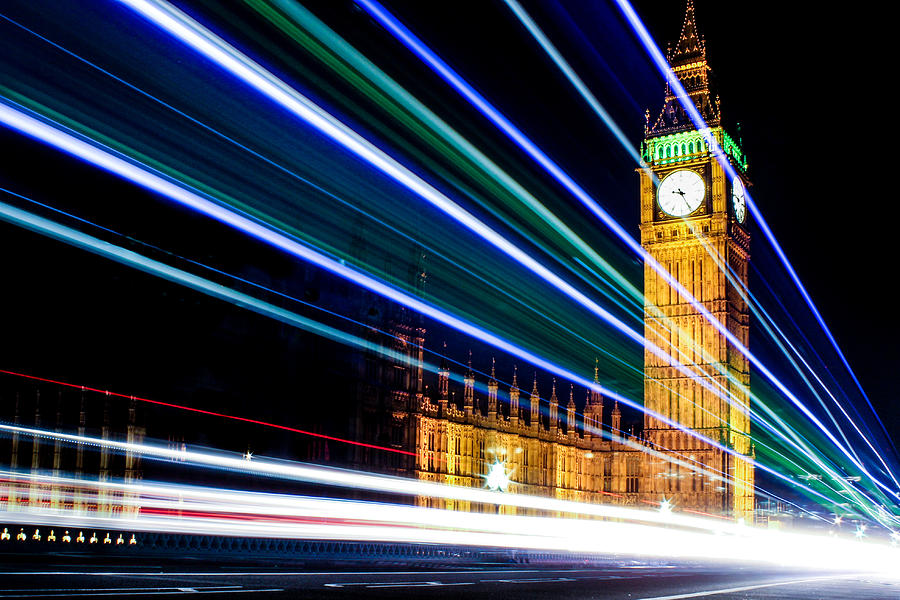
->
xmin=1 ymin=561 xmax=899 ymax=599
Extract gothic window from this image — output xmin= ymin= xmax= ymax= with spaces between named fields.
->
xmin=688 ymin=141 xmax=694 ymax=154
xmin=681 ymin=144 xmax=687 ymax=155
xmin=666 ymin=145 xmax=671 ymax=158
xmin=626 ymin=457 xmax=639 ymax=493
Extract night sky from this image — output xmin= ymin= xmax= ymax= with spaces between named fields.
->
xmin=1 ymin=0 xmax=896 ymax=475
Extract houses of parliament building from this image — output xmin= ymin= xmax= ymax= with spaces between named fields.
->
xmin=354 ymin=0 xmax=755 ymax=522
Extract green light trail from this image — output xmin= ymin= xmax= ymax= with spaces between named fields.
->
xmin=0 ymin=2 xmax=895 ymax=524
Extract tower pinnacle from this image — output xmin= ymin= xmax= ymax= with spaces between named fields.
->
xmin=670 ymin=0 xmax=705 ymax=64
xmin=648 ymin=0 xmax=720 ymax=136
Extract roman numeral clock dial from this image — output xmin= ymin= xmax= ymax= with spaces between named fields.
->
xmin=657 ymin=169 xmax=705 ymax=217
xmin=732 ymin=175 xmax=747 ymax=224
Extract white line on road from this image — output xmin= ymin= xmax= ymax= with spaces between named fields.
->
xmin=0 ymin=590 xmax=284 ymax=598
xmin=636 ymin=574 xmax=859 ymax=600
xmin=0 ymin=588 xmax=241 ymax=593
xmin=367 ymin=582 xmax=475 ymax=589
xmin=324 ymin=581 xmax=474 ymax=589
xmin=481 ymin=577 xmax=576 ymax=583
xmin=0 ymin=568 xmax=591 ymax=577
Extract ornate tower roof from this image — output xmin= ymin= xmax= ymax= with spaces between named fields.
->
xmin=671 ymin=0 xmax=705 ymax=63
xmin=647 ymin=0 xmax=720 ymax=137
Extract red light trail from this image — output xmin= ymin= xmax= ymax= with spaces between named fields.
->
xmin=0 ymin=368 xmax=416 ymax=457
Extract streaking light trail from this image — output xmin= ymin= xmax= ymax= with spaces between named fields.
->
xmin=0 ymin=102 xmax=846 ymax=513
xmin=501 ymin=0 xmax=647 ymax=173
xmin=354 ymin=0 xmax=900 ymax=500
xmin=610 ymin=0 xmax=900 ymax=490
xmin=0 ymin=192 xmax=827 ymax=514
xmin=503 ymin=0 xmax=885 ymax=486
xmin=2 ymin=2 xmax=893 ymax=525
xmin=2 ymin=449 xmax=900 ymax=572
xmin=239 ymin=2 xmax=897 ymax=516
xmin=104 ymin=0 xmax=793 ymax=476
xmin=0 ymin=367 xmax=414 ymax=458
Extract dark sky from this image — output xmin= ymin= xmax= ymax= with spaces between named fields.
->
xmin=1 ymin=0 xmax=896 ymax=467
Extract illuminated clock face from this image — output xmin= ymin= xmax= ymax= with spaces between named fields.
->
xmin=732 ymin=176 xmax=747 ymax=224
xmin=657 ymin=169 xmax=705 ymax=217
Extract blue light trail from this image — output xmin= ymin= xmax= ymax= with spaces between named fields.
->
xmin=0 ymin=99 xmax=848 ymax=514
xmin=355 ymin=0 xmax=900 ymax=501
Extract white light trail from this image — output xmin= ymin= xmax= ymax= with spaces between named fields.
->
xmin=0 ymin=99 xmax=792 ymax=507
xmin=94 ymin=0 xmax=840 ymax=502
xmin=3 ymin=469 xmax=900 ymax=574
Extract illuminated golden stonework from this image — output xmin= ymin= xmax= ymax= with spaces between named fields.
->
xmin=640 ymin=0 xmax=754 ymax=522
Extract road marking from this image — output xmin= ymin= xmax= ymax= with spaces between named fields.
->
xmin=325 ymin=581 xmax=474 ymax=589
xmin=0 ymin=590 xmax=283 ymax=598
xmin=0 ymin=568 xmax=591 ymax=577
xmin=481 ymin=577 xmax=576 ymax=583
xmin=636 ymin=574 xmax=858 ymax=599
xmin=367 ymin=582 xmax=474 ymax=589
xmin=0 ymin=588 xmax=241 ymax=593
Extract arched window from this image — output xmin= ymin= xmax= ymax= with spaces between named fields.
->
xmin=666 ymin=145 xmax=671 ymax=158
xmin=681 ymin=143 xmax=687 ymax=155
xmin=688 ymin=141 xmax=694 ymax=154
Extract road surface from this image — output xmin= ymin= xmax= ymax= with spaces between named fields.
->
xmin=1 ymin=559 xmax=898 ymax=598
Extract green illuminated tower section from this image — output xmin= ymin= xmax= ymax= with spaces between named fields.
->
xmin=639 ymin=0 xmax=753 ymax=521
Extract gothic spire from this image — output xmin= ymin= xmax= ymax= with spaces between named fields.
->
xmin=438 ymin=341 xmax=449 ymax=400
xmin=670 ymin=0 xmax=705 ymax=64
xmin=509 ymin=365 xmax=520 ymax=424
xmin=439 ymin=341 xmax=448 ymax=372
xmin=647 ymin=0 xmax=720 ymax=137
xmin=464 ymin=349 xmax=475 ymax=414
xmin=530 ymin=373 xmax=541 ymax=430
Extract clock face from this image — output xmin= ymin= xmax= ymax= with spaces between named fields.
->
xmin=657 ymin=169 xmax=705 ymax=217
xmin=732 ymin=176 xmax=747 ymax=224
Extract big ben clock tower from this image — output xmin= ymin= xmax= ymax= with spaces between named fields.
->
xmin=639 ymin=0 xmax=754 ymax=521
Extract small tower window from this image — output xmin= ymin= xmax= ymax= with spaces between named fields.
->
xmin=666 ymin=146 xmax=671 ymax=158
xmin=688 ymin=142 xmax=694 ymax=154
xmin=681 ymin=144 xmax=687 ymax=155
